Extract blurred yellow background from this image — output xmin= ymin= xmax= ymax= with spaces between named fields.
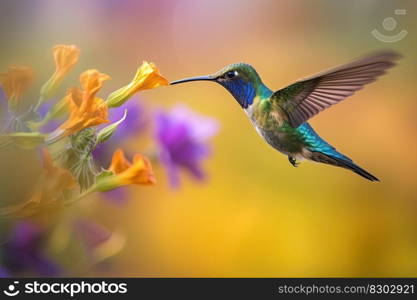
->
xmin=1 ymin=0 xmax=417 ymax=277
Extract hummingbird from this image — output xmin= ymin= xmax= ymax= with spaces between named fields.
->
xmin=170 ymin=51 xmax=400 ymax=181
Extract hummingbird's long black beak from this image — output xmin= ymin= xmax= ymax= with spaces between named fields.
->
xmin=170 ymin=75 xmax=215 ymax=85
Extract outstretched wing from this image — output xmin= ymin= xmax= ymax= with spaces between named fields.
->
xmin=271 ymin=51 xmax=401 ymax=128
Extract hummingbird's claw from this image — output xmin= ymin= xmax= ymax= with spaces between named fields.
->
xmin=288 ymin=156 xmax=299 ymax=167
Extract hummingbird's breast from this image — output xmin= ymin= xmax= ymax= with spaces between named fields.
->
xmin=245 ymin=97 xmax=305 ymax=155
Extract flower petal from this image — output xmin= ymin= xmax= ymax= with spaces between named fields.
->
xmin=96 ymin=149 xmax=155 ymax=191
xmin=109 ymin=148 xmax=131 ymax=174
xmin=40 ymin=45 xmax=80 ymax=102
xmin=106 ymin=61 xmax=168 ymax=108
xmin=0 ymin=66 xmax=33 ymax=106
xmin=53 ymin=44 xmax=80 ymax=74
xmin=80 ymin=69 xmax=110 ymax=101
xmin=47 ymin=70 xmax=110 ymax=141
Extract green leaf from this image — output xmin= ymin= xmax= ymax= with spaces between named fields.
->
xmin=96 ymin=109 xmax=128 ymax=144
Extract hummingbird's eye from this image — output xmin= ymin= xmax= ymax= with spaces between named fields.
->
xmin=225 ymin=70 xmax=238 ymax=79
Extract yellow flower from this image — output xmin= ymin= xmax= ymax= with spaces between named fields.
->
xmin=96 ymin=149 xmax=156 ymax=191
xmin=79 ymin=69 xmax=110 ymax=99
xmin=47 ymin=69 xmax=110 ymax=142
xmin=109 ymin=149 xmax=156 ymax=185
xmin=40 ymin=44 xmax=80 ymax=102
xmin=108 ymin=148 xmax=132 ymax=174
xmin=0 ymin=66 xmax=33 ymax=109
xmin=106 ymin=61 xmax=168 ymax=107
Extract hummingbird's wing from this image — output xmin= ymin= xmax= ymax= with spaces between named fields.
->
xmin=271 ymin=51 xmax=400 ymax=128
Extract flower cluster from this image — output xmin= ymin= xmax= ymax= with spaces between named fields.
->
xmin=0 ymin=44 xmax=218 ymax=276
xmin=1 ymin=44 xmax=168 ymax=196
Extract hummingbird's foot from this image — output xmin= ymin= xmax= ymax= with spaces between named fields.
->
xmin=288 ymin=156 xmax=299 ymax=167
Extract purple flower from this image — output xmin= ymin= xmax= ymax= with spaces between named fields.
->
xmin=3 ymin=221 xmax=60 ymax=276
xmin=155 ymin=105 xmax=219 ymax=187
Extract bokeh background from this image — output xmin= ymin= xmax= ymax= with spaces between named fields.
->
xmin=1 ymin=0 xmax=417 ymax=277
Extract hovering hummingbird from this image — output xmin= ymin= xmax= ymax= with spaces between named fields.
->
xmin=171 ymin=51 xmax=400 ymax=181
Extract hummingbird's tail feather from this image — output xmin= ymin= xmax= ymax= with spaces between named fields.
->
xmin=309 ymin=151 xmax=379 ymax=182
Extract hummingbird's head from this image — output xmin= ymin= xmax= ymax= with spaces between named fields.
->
xmin=170 ymin=63 xmax=267 ymax=109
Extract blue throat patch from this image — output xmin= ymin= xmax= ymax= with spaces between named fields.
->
xmin=222 ymin=78 xmax=256 ymax=109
